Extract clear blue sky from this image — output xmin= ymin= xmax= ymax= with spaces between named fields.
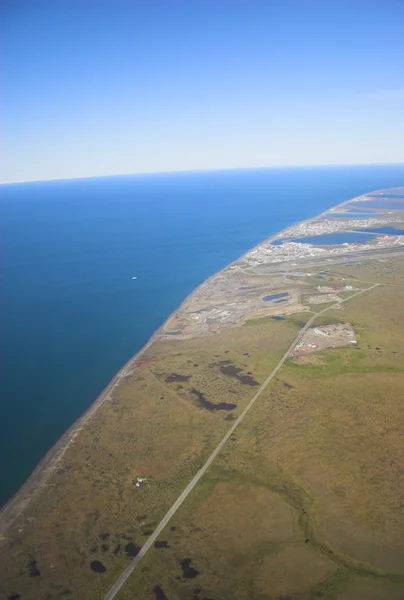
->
xmin=2 ymin=0 xmax=404 ymax=183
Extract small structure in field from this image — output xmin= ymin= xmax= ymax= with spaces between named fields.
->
xmin=307 ymin=293 xmax=340 ymax=305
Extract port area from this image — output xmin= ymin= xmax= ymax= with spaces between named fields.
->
xmin=292 ymin=323 xmax=357 ymax=356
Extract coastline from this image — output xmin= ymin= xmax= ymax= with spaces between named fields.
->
xmin=0 ymin=187 xmax=391 ymax=537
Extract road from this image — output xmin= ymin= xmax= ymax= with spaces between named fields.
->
xmin=103 ymin=283 xmax=379 ymax=600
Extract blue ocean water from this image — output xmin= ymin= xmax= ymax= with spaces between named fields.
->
xmin=1 ymin=164 xmax=404 ymax=506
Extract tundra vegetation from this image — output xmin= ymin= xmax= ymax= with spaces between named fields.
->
xmin=1 ymin=190 xmax=404 ymax=600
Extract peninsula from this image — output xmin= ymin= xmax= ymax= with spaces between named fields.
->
xmin=1 ymin=188 xmax=404 ymax=600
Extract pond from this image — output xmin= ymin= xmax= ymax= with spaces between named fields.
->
xmin=291 ymin=232 xmax=377 ymax=245
xmin=359 ymin=226 xmax=404 ymax=236
xmin=349 ymin=201 xmax=404 ymax=210
xmin=370 ymin=193 xmax=404 ymax=198
xmin=263 ymin=292 xmax=289 ymax=301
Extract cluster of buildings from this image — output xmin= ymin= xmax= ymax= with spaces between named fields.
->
xmin=279 ymin=215 xmax=400 ymax=239
xmin=292 ymin=323 xmax=357 ymax=356
xmin=239 ymin=226 xmax=404 ymax=270
xmin=307 ymin=293 xmax=340 ymax=304
xmin=243 ymin=240 xmax=328 ymax=266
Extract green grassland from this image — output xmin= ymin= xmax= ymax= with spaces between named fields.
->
xmin=116 ymin=270 xmax=404 ymax=600
xmin=0 ymin=314 xmax=300 ymax=600
xmin=1 ymin=256 xmax=404 ymax=600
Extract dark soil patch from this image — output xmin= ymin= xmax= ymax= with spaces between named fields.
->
xmin=191 ymin=388 xmax=236 ymax=411
xmin=154 ymin=586 xmax=169 ymax=600
xmin=100 ymin=533 xmax=110 ymax=540
xmin=220 ymin=365 xmax=259 ymax=386
xmin=125 ymin=542 xmax=141 ymax=557
xmin=8 ymin=595 xmax=21 ymax=600
xmin=220 ymin=360 xmax=232 ymax=365
xmin=27 ymin=560 xmax=40 ymax=577
xmin=143 ymin=530 xmax=154 ymax=536
xmin=90 ymin=560 xmax=106 ymax=573
xmin=154 ymin=541 xmax=169 ymax=548
xmin=113 ymin=545 xmax=121 ymax=554
xmin=59 ymin=589 xmax=72 ymax=596
xmin=165 ymin=373 xmax=191 ymax=383
xmin=180 ymin=558 xmax=199 ymax=579
xmin=101 ymin=544 xmax=109 ymax=552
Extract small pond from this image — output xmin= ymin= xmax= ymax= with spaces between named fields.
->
xmin=263 ymin=292 xmax=289 ymax=302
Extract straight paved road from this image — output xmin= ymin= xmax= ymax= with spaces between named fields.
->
xmin=104 ymin=283 xmax=379 ymax=600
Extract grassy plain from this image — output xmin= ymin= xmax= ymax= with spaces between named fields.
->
xmin=116 ymin=264 xmax=404 ymax=600
xmin=1 ymin=251 xmax=404 ymax=600
xmin=0 ymin=315 xmax=300 ymax=600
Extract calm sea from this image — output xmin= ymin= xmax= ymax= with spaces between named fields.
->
xmin=1 ymin=165 xmax=404 ymax=505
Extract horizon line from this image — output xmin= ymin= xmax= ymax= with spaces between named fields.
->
xmin=1 ymin=160 xmax=404 ymax=186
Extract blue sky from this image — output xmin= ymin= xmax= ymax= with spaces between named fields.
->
xmin=2 ymin=0 xmax=404 ymax=182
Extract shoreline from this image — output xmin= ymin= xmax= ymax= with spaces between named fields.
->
xmin=0 ymin=186 xmax=393 ymax=536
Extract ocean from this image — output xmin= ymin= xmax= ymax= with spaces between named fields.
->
xmin=1 ymin=164 xmax=404 ymax=506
